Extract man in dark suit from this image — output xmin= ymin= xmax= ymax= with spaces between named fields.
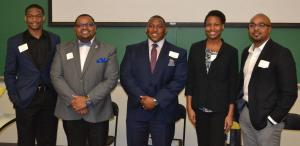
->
xmin=238 ymin=13 xmax=298 ymax=146
xmin=120 ymin=15 xmax=187 ymax=146
xmin=4 ymin=4 xmax=60 ymax=146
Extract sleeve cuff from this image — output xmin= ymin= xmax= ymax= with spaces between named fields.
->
xmin=268 ymin=116 xmax=278 ymax=125
xmin=86 ymin=95 xmax=93 ymax=107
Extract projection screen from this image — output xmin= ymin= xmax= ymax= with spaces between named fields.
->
xmin=49 ymin=0 xmax=300 ymax=27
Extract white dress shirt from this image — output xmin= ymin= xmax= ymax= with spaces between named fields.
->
xmin=79 ymin=38 xmax=94 ymax=71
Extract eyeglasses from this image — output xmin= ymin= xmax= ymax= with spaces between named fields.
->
xmin=248 ymin=23 xmax=270 ymax=29
xmin=76 ymin=23 xmax=95 ymax=28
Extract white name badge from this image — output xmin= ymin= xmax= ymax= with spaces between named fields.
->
xmin=169 ymin=51 xmax=179 ymax=59
xmin=258 ymin=60 xmax=270 ymax=68
xmin=210 ymin=54 xmax=217 ymax=61
xmin=18 ymin=43 xmax=29 ymax=53
xmin=66 ymin=52 xmax=74 ymax=60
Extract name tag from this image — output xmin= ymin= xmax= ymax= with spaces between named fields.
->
xmin=66 ymin=52 xmax=74 ymax=60
xmin=18 ymin=43 xmax=28 ymax=53
xmin=169 ymin=51 xmax=179 ymax=59
xmin=258 ymin=60 xmax=270 ymax=68
xmin=210 ymin=54 xmax=217 ymax=61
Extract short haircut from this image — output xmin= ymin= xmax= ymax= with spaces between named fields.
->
xmin=75 ymin=14 xmax=95 ymax=24
xmin=147 ymin=15 xmax=166 ymax=25
xmin=25 ymin=4 xmax=44 ymax=15
xmin=204 ymin=10 xmax=226 ymax=25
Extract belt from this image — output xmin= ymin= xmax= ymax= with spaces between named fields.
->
xmin=37 ymin=84 xmax=47 ymax=92
xmin=198 ymin=106 xmax=214 ymax=113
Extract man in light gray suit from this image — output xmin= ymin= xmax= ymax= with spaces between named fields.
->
xmin=51 ymin=14 xmax=119 ymax=146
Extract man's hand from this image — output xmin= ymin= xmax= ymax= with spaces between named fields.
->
xmin=140 ymin=96 xmax=157 ymax=110
xmin=71 ymin=95 xmax=87 ymax=111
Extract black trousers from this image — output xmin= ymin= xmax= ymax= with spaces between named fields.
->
xmin=195 ymin=110 xmax=226 ymax=146
xmin=15 ymin=87 xmax=58 ymax=146
xmin=63 ymin=119 xmax=109 ymax=146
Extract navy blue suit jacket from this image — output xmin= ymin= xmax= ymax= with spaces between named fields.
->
xmin=120 ymin=40 xmax=187 ymax=123
xmin=4 ymin=30 xmax=60 ymax=108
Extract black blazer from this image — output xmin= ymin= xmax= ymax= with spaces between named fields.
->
xmin=185 ymin=40 xmax=238 ymax=113
xmin=239 ymin=39 xmax=298 ymax=130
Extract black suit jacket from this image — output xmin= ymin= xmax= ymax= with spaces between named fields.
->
xmin=239 ymin=39 xmax=298 ymax=130
xmin=185 ymin=40 xmax=238 ymax=113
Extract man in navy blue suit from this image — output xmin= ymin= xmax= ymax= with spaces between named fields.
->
xmin=4 ymin=4 xmax=60 ymax=146
xmin=120 ymin=15 xmax=187 ymax=146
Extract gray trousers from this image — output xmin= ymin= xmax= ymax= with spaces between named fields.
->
xmin=239 ymin=106 xmax=284 ymax=146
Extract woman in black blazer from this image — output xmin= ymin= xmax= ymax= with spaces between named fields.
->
xmin=185 ymin=10 xmax=238 ymax=146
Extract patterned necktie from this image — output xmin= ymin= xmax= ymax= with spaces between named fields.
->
xmin=150 ymin=43 xmax=158 ymax=73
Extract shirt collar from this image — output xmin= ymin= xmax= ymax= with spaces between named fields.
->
xmin=24 ymin=30 xmax=47 ymax=40
xmin=248 ymin=38 xmax=269 ymax=53
xmin=148 ymin=39 xmax=165 ymax=49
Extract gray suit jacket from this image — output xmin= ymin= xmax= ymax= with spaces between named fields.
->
xmin=51 ymin=39 xmax=119 ymax=123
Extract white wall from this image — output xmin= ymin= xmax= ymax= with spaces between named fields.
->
xmin=51 ymin=0 xmax=300 ymax=23
xmin=1 ymin=82 xmax=300 ymax=146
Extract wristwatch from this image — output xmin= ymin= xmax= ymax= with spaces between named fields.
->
xmin=86 ymin=98 xmax=93 ymax=107
xmin=153 ymin=98 xmax=158 ymax=106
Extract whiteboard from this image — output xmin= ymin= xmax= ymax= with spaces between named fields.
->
xmin=49 ymin=0 xmax=300 ymax=27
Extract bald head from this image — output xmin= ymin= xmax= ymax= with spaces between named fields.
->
xmin=250 ymin=13 xmax=271 ymax=26
xmin=248 ymin=13 xmax=272 ymax=47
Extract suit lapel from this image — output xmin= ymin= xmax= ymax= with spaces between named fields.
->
xmin=207 ymin=43 xmax=225 ymax=74
xmin=152 ymin=41 xmax=170 ymax=75
xmin=21 ymin=32 xmax=38 ymax=70
xmin=81 ymin=40 xmax=98 ymax=76
xmin=208 ymin=45 xmax=224 ymax=74
xmin=40 ymin=33 xmax=55 ymax=71
xmin=141 ymin=41 xmax=152 ymax=75
xmin=250 ymin=39 xmax=273 ymax=79
xmin=70 ymin=42 xmax=82 ymax=77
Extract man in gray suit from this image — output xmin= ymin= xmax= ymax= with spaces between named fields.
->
xmin=51 ymin=14 xmax=119 ymax=146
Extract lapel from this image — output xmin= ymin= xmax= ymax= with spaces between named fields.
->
xmin=250 ymin=39 xmax=273 ymax=80
xmin=70 ymin=41 xmax=82 ymax=77
xmin=40 ymin=32 xmax=55 ymax=71
xmin=21 ymin=30 xmax=54 ymax=72
xmin=21 ymin=31 xmax=37 ymax=70
xmin=141 ymin=41 xmax=152 ymax=75
xmin=207 ymin=41 xmax=225 ymax=74
xmin=152 ymin=41 xmax=170 ymax=75
xmin=81 ymin=39 xmax=99 ymax=77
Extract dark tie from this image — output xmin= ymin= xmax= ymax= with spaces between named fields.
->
xmin=150 ymin=43 xmax=158 ymax=73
